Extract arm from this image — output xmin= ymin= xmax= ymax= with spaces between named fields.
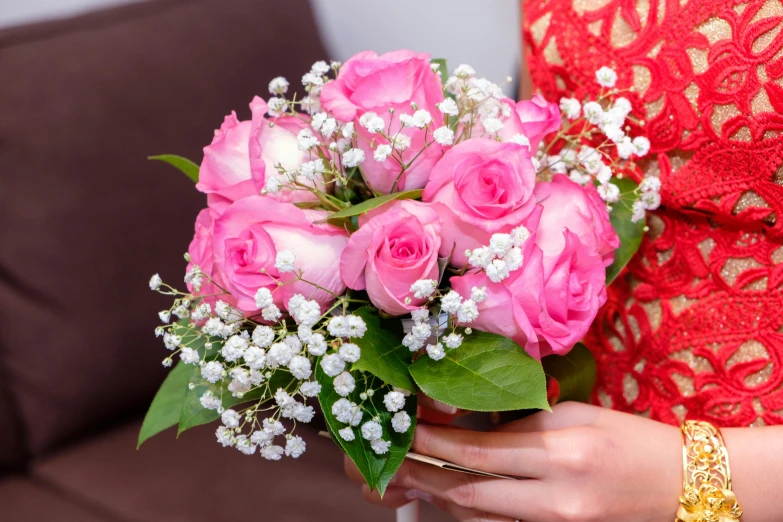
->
xmin=345 ymin=402 xmax=782 ymax=521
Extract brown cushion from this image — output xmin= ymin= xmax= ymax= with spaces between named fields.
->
xmin=0 ymin=477 xmax=111 ymax=521
xmin=32 ymin=420 xmax=450 ymax=521
xmin=0 ymin=0 xmax=327 ymax=457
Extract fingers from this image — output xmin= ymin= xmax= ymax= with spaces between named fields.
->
xmin=419 ymin=394 xmax=459 ymax=414
xmin=432 ymin=498 xmax=518 ymax=522
xmin=492 ymin=402 xmax=604 ymax=434
xmin=413 ymin=423 xmax=550 ymax=478
xmin=360 ymin=484 xmax=411 ymax=510
xmin=389 ymin=460 xmax=546 ymax=520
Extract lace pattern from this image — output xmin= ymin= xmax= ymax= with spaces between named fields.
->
xmin=524 ymin=0 xmax=783 ymax=426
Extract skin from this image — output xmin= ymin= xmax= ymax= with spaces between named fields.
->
xmin=345 ymin=400 xmax=783 ymax=521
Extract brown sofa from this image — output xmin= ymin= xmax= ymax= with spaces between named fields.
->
xmin=0 ymin=1 xmax=449 ymax=520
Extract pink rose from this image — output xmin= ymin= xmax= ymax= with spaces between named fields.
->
xmin=527 ymin=230 xmax=608 ymax=357
xmin=451 ymin=230 xmax=607 ymax=359
xmin=196 ymin=111 xmax=256 ymax=212
xmin=533 ymin=174 xmax=619 ymax=267
xmin=498 ymin=94 xmax=561 ymax=150
xmin=422 ymin=140 xmax=539 ymax=267
xmin=340 ymin=200 xmax=442 ymax=316
xmin=196 ymin=97 xmax=317 ymax=213
xmin=212 ymin=196 xmax=349 ymax=312
xmin=450 ymin=236 xmax=541 ymax=356
xmin=320 ymin=50 xmax=445 ymax=193
xmin=186 ymin=208 xmax=235 ymax=307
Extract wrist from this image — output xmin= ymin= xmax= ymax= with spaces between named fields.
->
xmin=722 ymin=426 xmax=783 ymax=522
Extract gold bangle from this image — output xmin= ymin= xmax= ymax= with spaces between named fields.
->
xmin=676 ymin=420 xmax=742 ymax=522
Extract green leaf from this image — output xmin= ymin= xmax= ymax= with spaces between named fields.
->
xmin=319 ymin=189 xmax=423 ymax=222
xmin=541 ymin=343 xmax=596 ymax=403
xmin=409 ymin=330 xmax=549 ymax=412
xmin=605 ymin=177 xmax=645 ymax=284
xmin=317 ymin=368 xmax=416 ymax=495
xmin=430 ymin=58 xmax=449 ymax=86
xmin=178 ymin=370 xmax=296 ymax=435
xmin=148 ymin=154 xmax=199 ymax=183
xmin=349 ymin=308 xmax=415 ymax=392
xmin=138 ymin=362 xmax=194 ymax=448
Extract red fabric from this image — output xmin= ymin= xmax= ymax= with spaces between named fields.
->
xmin=523 ymin=0 xmax=783 ymax=427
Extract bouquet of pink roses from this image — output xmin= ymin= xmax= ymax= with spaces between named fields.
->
xmin=140 ymin=50 xmax=658 ymax=495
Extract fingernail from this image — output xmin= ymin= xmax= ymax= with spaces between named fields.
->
xmin=434 ymin=400 xmax=457 ymax=414
xmin=404 ymin=489 xmax=433 ymax=503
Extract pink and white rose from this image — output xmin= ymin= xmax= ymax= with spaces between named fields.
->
xmin=320 ymin=50 xmax=445 ymax=193
xmin=212 ymin=197 xmax=349 ymax=312
xmin=498 ymin=94 xmax=561 ymax=151
xmin=196 ymin=97 xmax=317 ymax=213
xmin=422 ymin=140 xmax=540 ymax=267
xmin=186 ymin=208 xmax=235 ymax=307
xmin=534 ymin=174 xmax=619 ymax=267
xmin=340 ymin=200 xmax=442 ymax=316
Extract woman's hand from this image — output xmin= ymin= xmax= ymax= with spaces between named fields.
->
xmin=344 ymin=402 xmax=683 ymax=521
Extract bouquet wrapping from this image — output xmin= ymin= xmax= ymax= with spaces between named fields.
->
xmin=140 ymin=51 xmax=658 ymax=494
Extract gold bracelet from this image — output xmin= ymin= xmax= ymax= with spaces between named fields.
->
xmin=675 ymin=420 xmax=742 ymax=522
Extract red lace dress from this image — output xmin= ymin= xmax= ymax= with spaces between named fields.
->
xmin=523 ymin=0 xmax=783 ymax=427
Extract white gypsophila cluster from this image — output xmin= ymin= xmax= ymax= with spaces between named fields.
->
xmin=443 ymin=64 xmax=512 ymax=141
xmin=466 ymin=225 xmax=530 ymax=283
xmin=149 ymin=244 xmax=393 ymax=461
xmin=631 ymin=176 xmax=662 ymax=222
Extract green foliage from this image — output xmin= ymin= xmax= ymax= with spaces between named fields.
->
xmin=317 ymin=367 xmax=416 ymax=496
xmin=148 ymin=154 xmax=199 ymax=183
xmin=605 ymin=177 xmax=645 ymax=284
xmin=349 ymin=308 xmax=415 ymax=392
xmin=409 ymin=330 xmax=549 ymax=412
xmin=320 ymin=189 xmax=423 ymax=222
xmin=541 ymin=343 xmax=596 ymax=403
xmin=138 ymin=362 xmax=193 ymax=448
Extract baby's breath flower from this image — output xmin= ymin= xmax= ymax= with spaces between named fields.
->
xmin=361 ymin=421 xmax=383 ymax=441
xmin=443 ymin=332 xmax=463 ymax=349
xmin=158 ymin=310 xmax=171 ymax=324
xmin=559 ymin=97 xmax=581 ymax=120
xmin=342 ymin=148 xmax=366 ymax=168
xmin=595 ymin=66 xmax=618 ymax=88
xmin=454 ymin=64 xmax=476 ymax=78
xmin=200 ymin=390 xmax=221 ymax=410
xmin=410 ymin=279 xmax=437 ymax=299
xmin=268 ymin=76 xmax=289 ymax=95
xmin=333 ymin=372 xmax=356 ymax=397
xmin=201 ymin=361 xmax=224 ymax=383
xmin=632 ymin=136 xmax=651 ymax=157
xmin=252 ymin=325 xmax=275 ymax=347
xmin=486 ymin=258 xmax=510 ymax=283
xmin=180 ymin=347 xmax=199 ymax=365
xmin=306 ymin=333 xmax=328 ymax=356
xmin=437 ymin=98 xmax=459 ymax=116
xmin=383 ymin=391 xmax=406 ymax=412
xmin=274 ymin=250 xmax=296 ymax=273
xmin=440 ymin=291 xmax=463 ymax=314
xmin=482 ymin=118 xmax=504 ymax=134
xmin=391 ymin=411 xmax=412 ymax=433
xmin=457 ymin=300 xmax=479 ymax=323
xmin=411 ymin=308 xmax=429 ymax=323
xmin=509 ymin=133 xmax=530 ymax=148
xmin=285 ymin=435 xmax=307 ymax=458
xmin=470 ymin=286 xmax=488 ymax=303
xmin=300 ymin=381 xmax=321 ymax=397
xmin=392 ymin=134 xmax=411 ymax=151
xmin=221 ymin=409 xmax=241 ymax=429
xmin=359 ymin=112 xmax=385 ymax=134
xmin=433 ymin=126 xmax=455 ymax=146
xmin=371 ymin=439 xmax=391 ymax=455
xmin=339 ymin=343 xmax=361 ymax=363
xmin=346 ymin=315 xmax=367 ymax=338
xmin=297 ymin=128 xmax=319 ymax=151
xmin=321 ymin=353 xmax=346 ymax=377
xmin=261 ymin=445 xmax=284 ymax=460
xmin=216 ymin=426 xmax=234 ymax=447
xmin=426 ymin=342 xmax=446 ymax=360
xmin=373 ymin=144 xmax=392 ymax=162
xmin=262 ymin=304 xmax=282 ymax=322
xmin=288 ymin=355 xmax=312 ymax=380
xmin=597 ymin=183 xmax=620 ymax=203
xmin=338 ymin=427 xmax=355 ymax=441
xmin=149 ymin=274 xmax=162 ymax=291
